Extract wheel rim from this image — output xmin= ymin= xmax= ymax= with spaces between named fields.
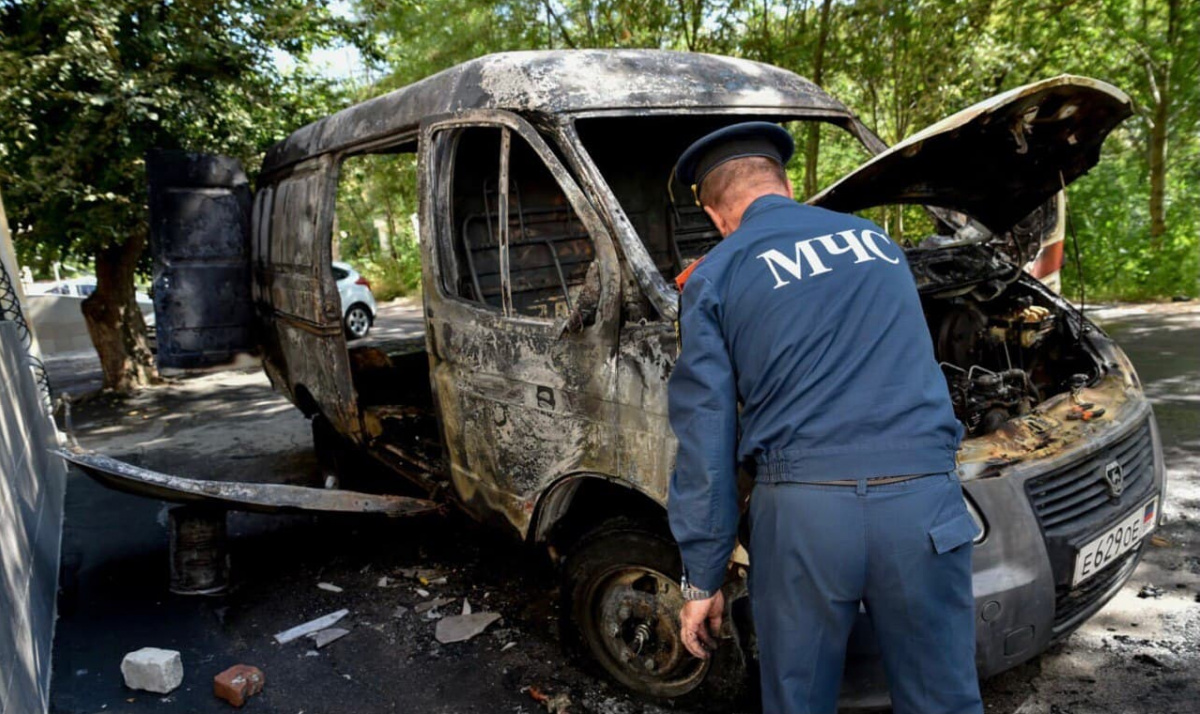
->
xmin=581 ymin=564 xmax=708 ymax=696
xmin=346 ymin=307 xmax=370 ymax=337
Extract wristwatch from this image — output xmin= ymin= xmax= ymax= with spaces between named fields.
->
xmin=679 ymin=573 xmax=713 ymax=601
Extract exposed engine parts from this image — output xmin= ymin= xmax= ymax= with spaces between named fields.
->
xmin=929 ymin=290 xmax=1090 ymax=436
xmin=941 ymin=364 xmax=1038 ymax=435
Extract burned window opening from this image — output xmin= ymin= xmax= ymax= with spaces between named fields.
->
xmin=443 ymin=126 xmax=597 ymax=321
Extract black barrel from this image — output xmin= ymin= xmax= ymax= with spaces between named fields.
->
xmin=147 ymin=150 xmax=254 ymax=368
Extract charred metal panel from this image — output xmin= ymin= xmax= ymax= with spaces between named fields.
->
xmin=255 ymin=157 xmax=362 ymax=438
xmin=420 ymin=110 xmax=625 ymax=536
xmin=262 ymin=51 xmax=852 ymax=176
xmin=147 ymin=150 xmax=254 ymax=368
xmin=56 ymin=446 xmax=439 ymax=516
xmin=810 ymin=76 xmax=1133 ymax=232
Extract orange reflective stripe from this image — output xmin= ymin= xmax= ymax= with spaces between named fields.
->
xmin=674 ymin=257 xmax=705 ymax=291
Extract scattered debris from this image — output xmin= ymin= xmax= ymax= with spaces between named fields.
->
xmin=398 ymin=567 xmax=442 ymax=581
xmin=462 ymin=598 xmax=473 ymax=615
xmin=1137 ymin=585 xmax=1165 ymax=599
xmin=317 ymin=582 xmax=344 ymax=593
xmin=377 ymin=576 xmax=391 ymax=587
xmin=1150 ymin=535 xmax=1171 ymax=547
xmin=414 ymin=597 xmax=455 ymax=614
xmin=415 ymin=588 xmax=431 ymax=598
xmin=392 ymin=605 xmax=409 ymax=618
xmin=308 ymin=627 xmax=350 ymax=649
xmin=435 ymin=612 xmax=502 ymax=644
xmin=528 ymin=686 xmax=573 ymax=713
xmin=120 ymin=648 xmax=183 ymax=694
xmin=213 ymin=664 xmax=265 ymax=708
xmin=502 ymin=642 xmax=517 ymax=652
xmin=273 ymin=609 xmax=349 ymax=644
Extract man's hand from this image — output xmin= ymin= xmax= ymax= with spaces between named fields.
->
xmin=679 ymin=590 xmax=725 ymax=659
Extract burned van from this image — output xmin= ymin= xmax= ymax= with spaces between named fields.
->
xmin=65 ymin=51 xmax=1165 ymax=705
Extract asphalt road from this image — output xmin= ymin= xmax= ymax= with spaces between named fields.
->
xmin=47 ymin=302 xmax=1200 ymax=713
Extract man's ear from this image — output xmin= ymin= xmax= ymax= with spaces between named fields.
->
xmin=703 ymin=204 xmax=729 ymax=237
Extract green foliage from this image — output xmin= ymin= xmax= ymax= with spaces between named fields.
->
xmin=0 ymin=0 xmax=361 ymax=274
xmin=334 ymin=152 xmax=422 ymax=300
xmin=355 ymin=0 xmax=1199 ymax=301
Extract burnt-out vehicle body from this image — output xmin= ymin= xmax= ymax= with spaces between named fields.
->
xmin=64 ymin=51 xmax=1165 ymax=705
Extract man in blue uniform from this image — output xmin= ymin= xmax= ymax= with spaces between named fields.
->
xmin=667 ymin=122 xmax=984 ymax=714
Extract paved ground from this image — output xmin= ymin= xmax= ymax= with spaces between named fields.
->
xmin=47 ymin=301 xmax=1200 ymax=713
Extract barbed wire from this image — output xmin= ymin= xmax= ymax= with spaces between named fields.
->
xmin=0 ymin=259 xmax=53 ymax=409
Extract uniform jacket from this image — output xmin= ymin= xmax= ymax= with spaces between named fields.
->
xmin=667 ymin=194 xmax=963 ymax=592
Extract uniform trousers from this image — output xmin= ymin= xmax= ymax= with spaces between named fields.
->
xmin=748 ymin=471 xmax=984 ymax=714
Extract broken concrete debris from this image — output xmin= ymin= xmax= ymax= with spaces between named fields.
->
xmin=414 ymin=596 xmax=454 ymax=614
xmin=213 ymin=664 xmax=265 ymax=708
xmin=317 ymin=582 xmax=344 ymax=593
xmin=435 ymin=612 xmax=502 ymax=644
xmin=273 ymin=609 xmax=349 ymax=644
xmin=308 ymin=627 xmax=350 ymax=649
xmin=120 ymin=648 xmax=183 ymax=694
xmin=462 ymin=598 xmax=472 ymax=615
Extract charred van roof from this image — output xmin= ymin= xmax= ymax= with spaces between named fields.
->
xmin=262 ymin=50 xmax=850 ymax=173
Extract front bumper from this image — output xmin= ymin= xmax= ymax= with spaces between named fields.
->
xmin=962 ymin=400 xmax=1164 ymax=677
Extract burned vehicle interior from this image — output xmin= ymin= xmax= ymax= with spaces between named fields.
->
xmin=344 ymin=124 xmax=606 ymax=482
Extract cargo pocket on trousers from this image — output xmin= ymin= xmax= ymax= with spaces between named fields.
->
xmin=929 ymin=511 xmax=980 ymax=554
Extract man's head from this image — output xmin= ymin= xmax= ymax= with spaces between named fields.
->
xmin=675 ymin=122 xmax=795 ymax=237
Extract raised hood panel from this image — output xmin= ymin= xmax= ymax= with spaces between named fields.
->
xmin=810 ymin=76 xmax=1133 ymax=232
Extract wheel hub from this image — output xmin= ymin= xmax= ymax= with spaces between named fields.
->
xmin=593 ymin=568 xmax=704 ymax=686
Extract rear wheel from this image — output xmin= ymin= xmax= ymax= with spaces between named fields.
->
xmin=344 ymin=303 xmax=372 ymax=340
xmin=564 ymin=519 xmax=710 ymax=698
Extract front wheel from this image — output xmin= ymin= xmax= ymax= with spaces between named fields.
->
xmin=564 ymin=520 xmax=711 ymax=698
xmin=344 ymin=303 xmax=372 ymax=340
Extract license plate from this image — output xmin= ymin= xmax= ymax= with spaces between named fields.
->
xmin=1071 ymin=497 xmax=1158 ymax=587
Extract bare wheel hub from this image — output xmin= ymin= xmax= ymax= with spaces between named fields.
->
xmin=591 ymin=567 xmax=707 ymax=689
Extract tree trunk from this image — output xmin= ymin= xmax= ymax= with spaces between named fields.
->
xmin=81 ymin=230 xmax=160 ymax=392
xmin=804 ymin=0 xmax=834 ymax=198
xmin=1147 ymin=0 xmax=1177 ymax=245
xmin=383 ymin=194 xmax=399 ymax=260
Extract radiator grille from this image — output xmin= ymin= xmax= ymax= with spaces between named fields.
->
xmin=1026 ymin=420 xmax=1153 ymax=534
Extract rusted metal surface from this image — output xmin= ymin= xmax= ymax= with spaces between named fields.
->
xmin=55 ymin=446 xmax=440 ymax=516
xmin=168 ymin=506 xmax=230 ymax=595
xmin=147 ymin=150 xmax=255 ymax=368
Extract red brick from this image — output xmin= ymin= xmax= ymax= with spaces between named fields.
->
xmin=213 ymin=665 xmax=265 ymax=708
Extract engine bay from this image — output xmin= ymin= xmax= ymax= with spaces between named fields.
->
xmin=923 ymin=280 xmax=1098 ymax=437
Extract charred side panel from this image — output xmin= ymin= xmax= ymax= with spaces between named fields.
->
xmin=613 ymin=321 xmax=678 ymax=504
xmin=258 ymin=157 xmax=362 ymax=437
xmin=147 ymin=150 xmax=254 ymax=368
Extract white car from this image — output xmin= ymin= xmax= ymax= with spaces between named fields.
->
xmin=332 ymin=262 xmax=376 ymax=339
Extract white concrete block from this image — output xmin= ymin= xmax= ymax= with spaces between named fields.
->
xmin=120 ymin=647 xmax=183 ymax=694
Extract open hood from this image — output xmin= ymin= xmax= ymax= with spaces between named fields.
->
xmin=809 ymin=76 xmax=1133 ymax=233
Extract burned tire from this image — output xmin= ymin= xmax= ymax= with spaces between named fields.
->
xmin=564 ymin=519 xmax=711 ymax=698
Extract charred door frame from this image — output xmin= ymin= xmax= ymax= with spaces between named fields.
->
xmin=418 ymin=109 xmax=623 ymax=535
